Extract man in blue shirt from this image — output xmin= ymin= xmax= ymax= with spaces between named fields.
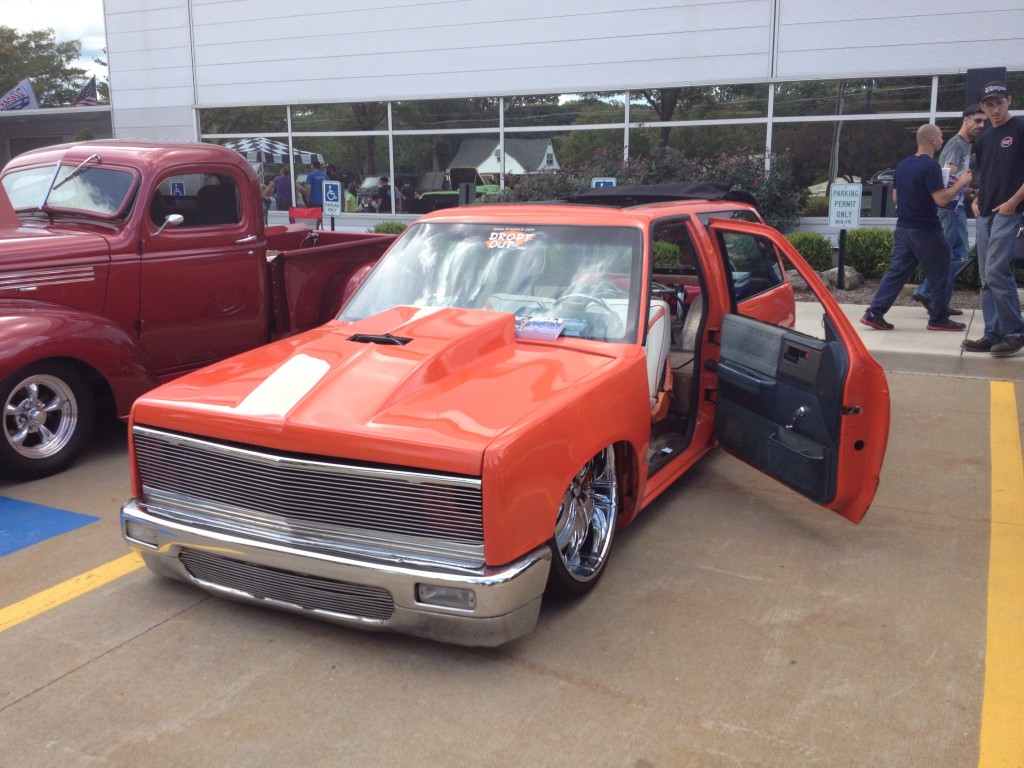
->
xmin=912 ymin=104 xmax=986 ymax=316
xmin=302 ymin=160 xmax=329 ymax=210
xmin=861 ymin=124 xmax=973 ymax=332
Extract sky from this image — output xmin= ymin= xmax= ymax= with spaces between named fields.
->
xmin=4 ymin=0 xmax=108 ymax=79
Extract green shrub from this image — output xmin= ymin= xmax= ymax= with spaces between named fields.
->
xmin=843 ymin=227 xmax=893 ymax=278
xmin=653 ymin=239 xmax=681 ymax=267
xmin=785 ymin=232 xmax=834 ymax=272
xmin=801 ymin=196 xmax=828 ymax=216
xmin=369 ymin=221 xmax=407 ymax=234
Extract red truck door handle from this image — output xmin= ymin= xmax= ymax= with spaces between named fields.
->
xmin=235 ymin=235 xmax=257 ymax=244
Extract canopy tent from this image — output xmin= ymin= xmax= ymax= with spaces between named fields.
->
xmin=221 ymin=138 xmax=324 ymax=166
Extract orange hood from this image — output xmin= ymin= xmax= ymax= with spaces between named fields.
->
xmin=132 ymin=306 xmax=621 ymax=476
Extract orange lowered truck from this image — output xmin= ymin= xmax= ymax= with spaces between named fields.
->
xmin=121 ymin=184 xmax=890 ymax=646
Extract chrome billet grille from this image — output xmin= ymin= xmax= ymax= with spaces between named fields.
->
xmin=134 ymin=426 xmax=484 ymax=568
xmin=180 ymin=549 xmax=395 ymax=621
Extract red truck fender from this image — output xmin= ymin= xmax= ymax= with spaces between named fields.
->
xmin=0 ymin=300 xmax=156 ymax=479
xmin=0 ymin=301 xmax=155 ymax=434
xmin=0 ymin=300 xmax=156 ymax=416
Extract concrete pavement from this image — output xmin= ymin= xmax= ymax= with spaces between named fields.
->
xmin=795 ymin=302 xmax=1024 ymax=382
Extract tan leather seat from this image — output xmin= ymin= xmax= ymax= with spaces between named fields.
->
xmin=646 ymin=299 xmax=673 ymax=422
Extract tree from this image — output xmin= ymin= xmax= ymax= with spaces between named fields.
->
xmin=633 ymin=88 xmax=682 ymax=148
xmin=0 ymin=26 xmax=92 ymax=107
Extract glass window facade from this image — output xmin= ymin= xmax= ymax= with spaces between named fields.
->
xmin=198 ymin=73 xmax=1021 ymax=218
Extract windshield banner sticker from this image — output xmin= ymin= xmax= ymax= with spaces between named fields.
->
xmin=486 ymin=228 xmax=535 ymax=250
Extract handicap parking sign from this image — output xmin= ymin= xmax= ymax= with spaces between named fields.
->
xmin=322 ymin=180 xmax=342 ymax=216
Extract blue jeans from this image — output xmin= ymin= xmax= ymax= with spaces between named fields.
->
xmin=868 ymin=227 xmax=951 ymax=323
xmin=975 ymin=212 xmax=1024 ymax=342
xmin=916 ymin=206 xmax=969 ymax=307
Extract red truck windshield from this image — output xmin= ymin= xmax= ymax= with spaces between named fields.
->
xmin=2 ymin=163 xmax=137 ymax=216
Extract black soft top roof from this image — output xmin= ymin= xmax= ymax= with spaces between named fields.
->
xmin=563 ymin=182 xmax=758 ymax=209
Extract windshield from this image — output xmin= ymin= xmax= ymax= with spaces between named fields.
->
xmin=2 ymin=163 xmax=137 ymax=215
xmin=342 ymin=221 xmax=644 ymax=342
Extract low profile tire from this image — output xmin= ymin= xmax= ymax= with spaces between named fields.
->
xmin=546 ymin=446 xmax=619 ymax=598
xmin=0 ymin=362 xmax=95 ymax=480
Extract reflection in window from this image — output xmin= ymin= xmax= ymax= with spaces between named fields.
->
xmin=291 ymin=102 xmax=388 ymax=133
xmin=199 ymin=106 xmax=288 ymax=135
xmin=393 ymin=98 xmax=498 ymax=130
xmin=773 ymin=119 xmax=918 ymax=190
xmin=630 ymin=84 xmax=768 ymax=123
xmin=629 ymin=124 xmax=766 ymax=157
xmin=195 ymin=70 xmax=1023 ymax=223
xmin=504 ymin=93 xmax=625 ymax=128
xmin=715 ymin=231 xmax=784 ymax=301
xmin=774 ymin=77 xmax=932 ymax=118
xmin=3 ymin=164 xmax=136 ymax=215
xmin=342 ymin=221 xmax=643 ymax=343
xmin=152 ymin=173 xmax=240 ymax=227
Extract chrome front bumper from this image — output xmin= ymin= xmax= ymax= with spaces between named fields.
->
xmin=121 ymin=498 xmax=550 ymax=647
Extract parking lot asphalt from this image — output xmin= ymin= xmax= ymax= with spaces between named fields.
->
xmin=0 ymin=303 xmax=1021 ymax=767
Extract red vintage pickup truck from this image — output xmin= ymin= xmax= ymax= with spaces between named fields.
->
xmin=0 ymin=140 xmax=394 ymax=479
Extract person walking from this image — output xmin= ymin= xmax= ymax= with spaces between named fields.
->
xmin=860 ymin=123 xmax=972 ymax=332
xmin=961 ymin=81 xmax=1024 ymax=357
xmin=912 ymin=104 xmax=986 ymax=316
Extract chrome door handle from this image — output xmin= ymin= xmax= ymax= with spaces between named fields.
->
xmin=235 ymin=234 xmax=257 ymax=244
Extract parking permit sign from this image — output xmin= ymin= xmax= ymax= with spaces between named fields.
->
xmin=322 ymin=180 xmax=342 ymax=216
xmin=828 ymin=183 xmax=862 ymax=229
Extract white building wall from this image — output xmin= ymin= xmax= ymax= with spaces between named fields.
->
xmin=774 ymin=0 xmax=1024 ymax=79
xmin=106 ymin=0 xmax=195 ymax=139
xmin=104 ymin=0 xmax=1024 ymax=141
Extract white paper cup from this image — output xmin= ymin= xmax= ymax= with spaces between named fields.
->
xmin=942 ymin=167 xmax=951 ymax=186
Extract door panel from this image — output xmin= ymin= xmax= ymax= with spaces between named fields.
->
xmin=716 ymin=314 xmax=844 ymax=506
xmin=708 ymin=220 xmax=889 ymax=524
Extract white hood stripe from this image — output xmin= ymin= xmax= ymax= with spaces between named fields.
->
xmin=235 ymin=353 xmax=330 ymax=416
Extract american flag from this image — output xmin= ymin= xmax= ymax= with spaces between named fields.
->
xmin=72 ymin=76 xmax=98 ymax=107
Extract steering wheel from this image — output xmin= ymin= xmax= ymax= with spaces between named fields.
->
xmin=552 ymin=293 xmax=624 ymax=338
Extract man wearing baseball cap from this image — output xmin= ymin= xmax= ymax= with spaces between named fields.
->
xmin=374 ymin=175 xmax=393 ymax=214
xmin=962 ymin=81 xmax=1024 ymax=357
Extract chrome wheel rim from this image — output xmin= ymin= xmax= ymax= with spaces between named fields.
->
xmin=3 ymin=374 xmax=79 ymax=460
xmin=554 ymin=447 xmax=618 ymax=583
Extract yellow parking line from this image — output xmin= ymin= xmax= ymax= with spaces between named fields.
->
xmin=0 ymin=551 xmax=144 ymax=634
xmin=978 ymin=381 xmax=1024 ymax=767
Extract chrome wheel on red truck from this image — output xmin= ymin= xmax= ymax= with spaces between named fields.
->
xmin=546 ymin=446 xmax=619 ymax=598
xmin=0 ymin=362 xmax=94 ymax=479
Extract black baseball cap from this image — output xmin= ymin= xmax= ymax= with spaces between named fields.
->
xmin=963 ymin=103 xmax=983 ymax=116
xmin=979 ymin=81 xmax=1009 ymax=102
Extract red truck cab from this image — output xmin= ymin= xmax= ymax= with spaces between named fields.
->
xmin=0 ymin=140 xmax=393 ymax=479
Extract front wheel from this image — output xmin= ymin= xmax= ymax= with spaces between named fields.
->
xmin=546 ymin=446 xmax=619 ymax=598
xmin=0 ymin=362 xmax=95 ymax=480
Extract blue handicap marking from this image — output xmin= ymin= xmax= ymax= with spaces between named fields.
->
xmin=325 ymin=185 xmax=340 ymax=202
xmin=0 ymin=497 xmax=99 ymax=556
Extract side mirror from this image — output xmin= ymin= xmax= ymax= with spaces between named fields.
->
xmin=154 ymin=213 xmax=184 ymax=236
